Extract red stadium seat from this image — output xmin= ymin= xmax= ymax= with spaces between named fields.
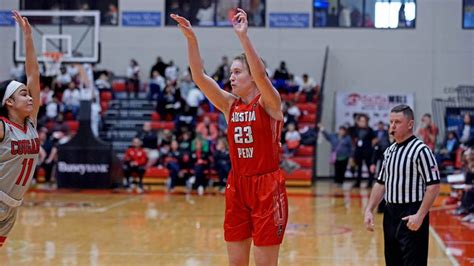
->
xmin=112 ymin=81 xmax=126 ymax=92
xmin=144 ymin=167 xmax=169 ymax=179
xmin=151 ymin=112 xmax=161 ymax=121
xmin=296 ymin=103 xmax=317 ymax=114
xmin=290 ymin=157 xmax=313 ymax=168
xmin=100 ymin=91 xmax=113 ymax=102
xmin=65 ymin=121 xmax=79 ymax=133
xmin=284 ymin=169 xmax=312 ymax=181
xmin=150 ymin=121 xmax=174 ymax=130
xmin=298 ymin=113 xmax=317 ymax=124
xmin=295 ymin=145 xmax=314 ymax=156
xmin=100 ymin=101 xmax=109 ymax=113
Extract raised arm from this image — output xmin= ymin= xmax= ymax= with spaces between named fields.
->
xmin=170 ymin=14 xmax=236 ymax=116
xmin=232 ymin=8 xmax=283 ymax=121
xmin=13 ymin=10 xmax=40 ymax=126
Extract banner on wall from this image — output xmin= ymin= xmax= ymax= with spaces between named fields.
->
xmin=269 ymin=13 xmax=309 ymax=28
xmin=335 ymin=92 xmax=415 ymax=129
xmin=0 ymin=11 xmax=14 ymax=26
xmin=122 ymin=11 xmax=161 ymax=27
xmin=445 ymin=107 xmax=474 ymax=134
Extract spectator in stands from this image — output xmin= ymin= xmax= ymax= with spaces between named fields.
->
xmin=285 ymin=74 xmax=300 ymax=94
xmin=285 ymin=100 xmax=301 ymax=125
xmin=459 ymin=113 xmax=474 ymax=145
xmin=150 ymin=56 xmax=168 ymax=78
xmin=95 ymin=73 xmax=112 ymax=92
xmin=62 ymin=82 xmax=81 ymax=119
xmin=165 ymin=60 xmax=179 ymax=85
xmin=327 ymin=7 xmax=338 ymax=27
xmin=126 ymin=59 xmax=140 ymax=98
xmin=175 ymin=105 xmax=196 ymax=136
xmin=284 ymin=123 xmax=301 ymax=156
xmin=10 ymin=62 xmax=25 ymax=82
xmin=296 ymin=73 xmax=317 ymax=102
xmin=374 ymin=121 xmax=390 ymax=151
xmin=299 ymin=125 xmax=317 ymax=146
xmin=273 ymin=61 xmax=290 ymax=91
xmin=178 ymin=131 xmax=193 ymax=152
xmin=438 ymin=130 xmax=459 ymax=164
xmin=320 ymin=124 xmax=353 ymax=186
xmin=179 ymin=67 xmax=195 ymax=100
xmin=191 ymin=137 xmax=212 ymax=195
xmin=196 ymin=0 xmax=215 ymax=26
xmin=351 ymin=114 xmax=376 ymax=188
xmin=213 ymin=56 xmax=230 ymax=86
xmin=55 ymin=66 xmax=72 ymax=91
xmin=452 ymin=146 xmax=474 ymax=222
xmin=123 ymin=137 xmax=148 ymax=194
xmin=137 ymin=122 xmax=160 ymax=168
xmin=105 ymin=3 xmax=118 ymax=25
xmin=66 ymin=64 xmax=79 ymax=79
xmin=196 ymin=116 xmax=219 ymax=144
xmin=165 ymin=139 xmax=181 ymax=192
xmin=158 ymin=129 xmax=173 ymax=156
xmin=89 ymin=95 xmax=102 ymax=137
xmin=148 ymin=70 xmax=166 ymax=102
xmin=214 ymin=138 xmax=231 ymax=193
xmin=38 ymin=128 xmax=55 ymax=187
xmin=45 ymin=95 xmax=61 ymax=122
xmin=185 ymin=86 xmax=205 ymax=116
xmin=416 ymin=113 xmax=438 ymax=151
xmin=157 ymin=83 xmax=179 ymax=120
xmin=338 ymin=5 xmax=351 ymax=27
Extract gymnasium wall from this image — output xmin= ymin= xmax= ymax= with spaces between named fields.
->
xmin=1 ymin=0 xmax=472 ymax=176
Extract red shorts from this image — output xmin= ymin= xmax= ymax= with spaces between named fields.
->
xmin=224 ymin=169 xmax=288 ymax=246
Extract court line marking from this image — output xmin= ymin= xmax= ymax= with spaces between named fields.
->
xmin=88 ymin=197 xmax=140 ymax=213
xmin=430 ymin=226 xmax=460 ymax=266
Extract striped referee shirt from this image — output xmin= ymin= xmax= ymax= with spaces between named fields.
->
xmin=377 ymin=135 xmax=440 ymax=204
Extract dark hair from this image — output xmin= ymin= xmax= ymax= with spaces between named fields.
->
xmin=0 ymin=79 xmax=13 ymax=117
xmin=390 ymin=104 xmax=414 ymax=120
xmin=423 ymin=113 xmax=431 ymax=119
xmin=233 ymin=53 xmax=267 ymax=77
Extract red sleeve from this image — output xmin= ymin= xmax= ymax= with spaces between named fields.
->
xmin=124 ymin=148 xmax=132 ymax=161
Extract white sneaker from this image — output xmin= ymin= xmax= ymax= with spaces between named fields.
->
xmin=462 ymin=213 xmax=474 ymax=222
xmin=136 ymin=187 xmax=144 ymax=194
xmin=197 ymin=186 xmax=204 ymax=196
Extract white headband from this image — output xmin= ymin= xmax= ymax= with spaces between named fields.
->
xmin=2 ymin=81 xmax=24 ymax=106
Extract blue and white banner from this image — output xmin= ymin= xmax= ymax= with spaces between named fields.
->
xmin=0 ymin=11 xmax=14 ymax=26
xmin=122 ymin=11 xmax=161 ymax=27
xmin=269 ymin=13 xmax=309 ymax=28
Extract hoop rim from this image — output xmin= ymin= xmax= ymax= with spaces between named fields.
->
xmin=43 ymin=51 xmax=64 ymax=63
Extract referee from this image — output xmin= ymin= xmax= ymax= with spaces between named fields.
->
xmin=364 ymin=105 xmax=440 ymax=266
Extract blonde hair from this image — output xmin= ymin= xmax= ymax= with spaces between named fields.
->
xmin=233 ymin=53 xmax=267 ymax=77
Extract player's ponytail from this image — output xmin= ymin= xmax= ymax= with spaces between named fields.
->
xmin=0 ymin=79 xmax=13 ymax=117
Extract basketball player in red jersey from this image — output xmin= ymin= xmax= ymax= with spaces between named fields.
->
xmin=0 ymin=11 xmax=40 ymax=247
xmin=171 ymin=8 xmax=287 ymax=266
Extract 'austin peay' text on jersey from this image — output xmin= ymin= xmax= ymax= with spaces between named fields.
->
xmin=227 ymin=95 xmax=282 ymax=177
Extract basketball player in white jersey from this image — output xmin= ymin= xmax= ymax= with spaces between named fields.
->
xmin=0 ymin=10 xmax=40 ymax=247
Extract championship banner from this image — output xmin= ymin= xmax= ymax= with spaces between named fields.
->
xmin=335 ymin=92 xmax=415 ymax=129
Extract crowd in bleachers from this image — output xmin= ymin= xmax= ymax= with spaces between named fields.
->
xmin=14 ymin=56 xmax=319 ymax=193
xmin=119 ymin=56 xmax=319 ymax=195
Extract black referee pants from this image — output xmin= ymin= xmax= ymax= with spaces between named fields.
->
xmin=383 ymin=202 xmax=429 ymax=266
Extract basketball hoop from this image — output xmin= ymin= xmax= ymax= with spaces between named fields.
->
xmin=43 ymin=52 xmax=64 ymax=77
xmin=43 ymin=51 xmax=64 ymax=63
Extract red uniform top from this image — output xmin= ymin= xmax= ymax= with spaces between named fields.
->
xmin=124 ymin=147 xmax=147 ymax=166
xmin=227 ymin=95 xmax=282 ymax=177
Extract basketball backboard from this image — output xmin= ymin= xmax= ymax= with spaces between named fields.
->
xmin=14 ymin=10 xmax=100 ymax=63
